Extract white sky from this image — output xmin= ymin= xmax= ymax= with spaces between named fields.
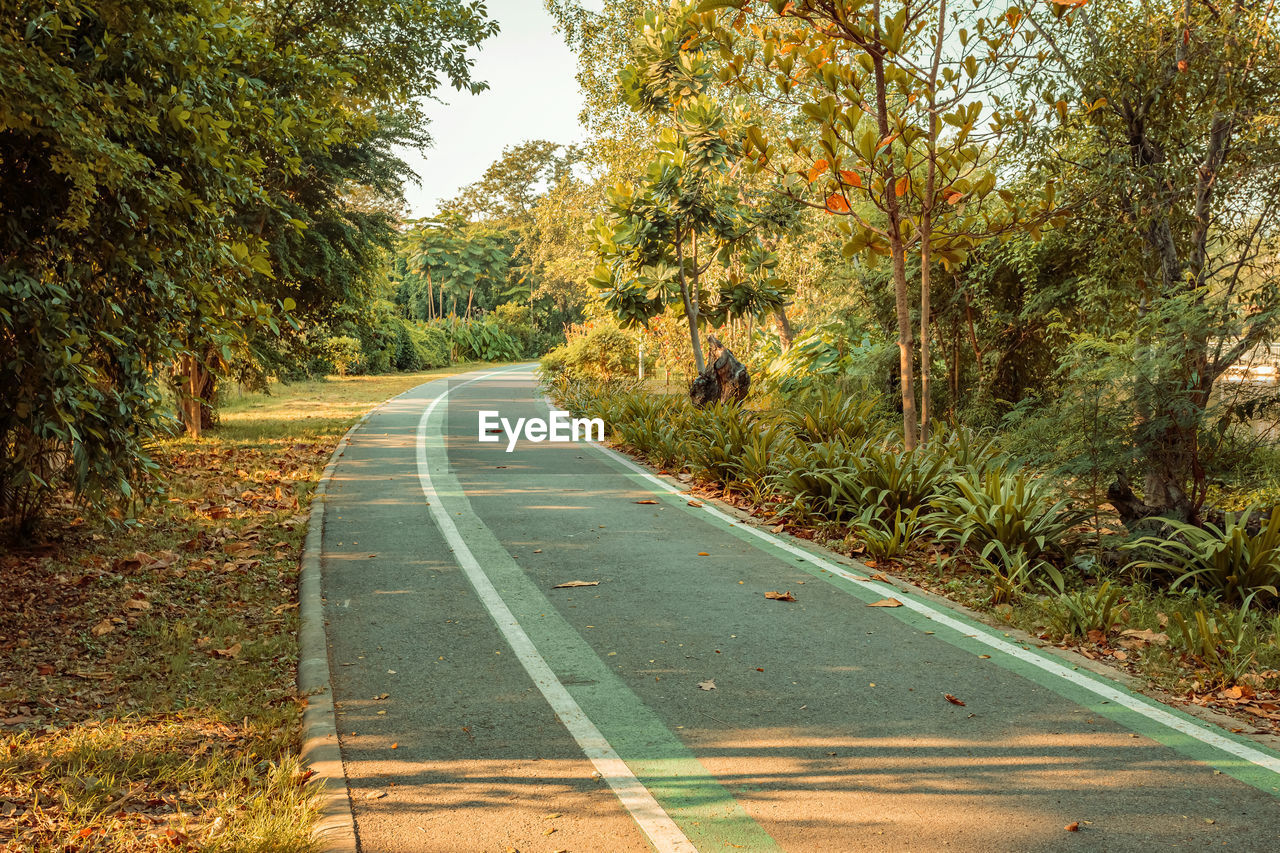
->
xmin=399 ymin=0 xmax=601 ymax=218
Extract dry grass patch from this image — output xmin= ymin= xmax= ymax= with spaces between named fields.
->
xmin=0 ymin=365 xmax=483 ymax=851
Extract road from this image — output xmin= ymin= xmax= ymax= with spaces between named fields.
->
xmin=320 ymin=364 xmax=1280 ymax=852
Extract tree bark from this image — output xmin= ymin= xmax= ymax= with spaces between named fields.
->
xmin=675 ymin=230 xmax=706 ymax=374
xmin=870 ymin=10 xmax=918 ymax=450
xmin=690 ymin=335 xmax=749 ymax=407
xmin=774 ymin=305 xmax=794 ymax=351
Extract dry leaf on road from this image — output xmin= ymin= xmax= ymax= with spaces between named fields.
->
xmin=1064 ymin=822 xmax=1079 ymax=832
xmin=944 ymin=693 xmax=965 ymax=706
xmin=698 ymin=680 xmax=716 ymax=691
xmin=764 ymin=591 xmax=797 ymax=602
xmin=687 ymin=500 xmax=703 ymax=507
xmin=867 ymin=598 xmax=902 ymax=607
xmin=634 ymin=499 xmax=659 ymax=505
xmin=552 ymin=580 xmax=599 ymax=589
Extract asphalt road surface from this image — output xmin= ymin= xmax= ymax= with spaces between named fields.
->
xmin=321 ymin=364 xmax=1280 ymax=852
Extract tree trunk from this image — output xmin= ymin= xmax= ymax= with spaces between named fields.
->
xmin=870 ymin=25 xmax=918 ymax=450
xmin=675 ymin=232 xmax=706 ymax=374
xmin=181 ymin=353 xmax=202 ymax=439
xmin=774 ymin=305 xmax=794 ymax=351
xmin=690 ymin=335 xmax=749 ymax=407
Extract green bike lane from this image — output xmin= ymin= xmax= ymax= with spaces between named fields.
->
xmin=325 ymin=364 xmax=1280 ymax=852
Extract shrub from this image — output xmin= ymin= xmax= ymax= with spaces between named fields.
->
xmin=541 ymin=321 xmax=644 ymax=380
xmin=1123 ymin=509 xmax=1280 ymax=605
xmin=392 ymin=322 xmax=423 ymax=371
xmin=327 ymin=336 xmax=364 ymax=376
xmin=847 ymin=441 xmax=952 ymax=520
xmin=852 ymin=506 xmax=925 ymax=560
xmin=779 ymin=389 xmax=883 ymax=444
xmin=930 ymin=469 xmax=1088 ymax=564
xmin=1041 ymin=579 xmax=1129 ymax=641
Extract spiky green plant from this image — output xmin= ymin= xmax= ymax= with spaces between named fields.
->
xmin=1123 ymin=509 xmax=1280 ymax=605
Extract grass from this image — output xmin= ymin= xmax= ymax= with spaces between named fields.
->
xmin=0 ymin=365 xmax=484 ymax=852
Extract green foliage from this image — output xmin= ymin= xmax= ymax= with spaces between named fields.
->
xmin=541 ymin=321 xmax=645 ymax=380
xmin=1041 ymin=580 xmax=1129 ymax=642
xmin=1123 ymin=510 xmax=1280 ymax=606
xmin=326 ymin=337 xmax=365 ymax=377
xmin=1167 ymin=596 xmax=1262 ymax=687
xmin=0 ymin=0 xmax=498 ymax=529
xmin=589 ymin=2 xmax=795 ymax=372
xmin=930 ymin=470 xmax=1087 ymax=565
xmin=778 ymin=389 xmax=882 ymax=444
xmin=852 ymin=506 xmax=925 ymax=561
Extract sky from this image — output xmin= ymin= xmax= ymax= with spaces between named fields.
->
xmin=398 ymin=0 xmax=599 ymax=218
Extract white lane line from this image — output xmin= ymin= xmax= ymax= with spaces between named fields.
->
xmin=415 ymin=366 xmax=698 ymax=853
xmin=585 ymin=426 xmax=1280 ymax=780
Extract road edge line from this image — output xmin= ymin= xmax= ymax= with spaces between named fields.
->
xmin=415 ymin=365 xmax=698 ymax=853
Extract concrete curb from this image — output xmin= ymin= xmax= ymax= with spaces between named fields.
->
xmin=297 ymin=406 xmax=378 ymax=853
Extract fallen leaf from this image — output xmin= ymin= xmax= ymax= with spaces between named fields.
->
xmin=944 ymin=693 xmax=966 ymax=706
xmin=764 ymin=591 xmax=797 ymax=602
xmin=1064 ymin=822 xmax=1079 ymax=832
xmin=869 ymin=573 xmax=890 ymax=582
xmin=1112 ymin=650 xmax=1128 ymax=661
xmin=1119 ymin=628 xmax=1169 ymax=647
xmin=125 ymin=598 xmax=151 ymax=611
xmin=697 ymin=552 xmax=710 ymax=556
xmin=867 ymin=598 xmax=902 ymax=607
xmin=390 ymin=742 xmax=398 ymax=749
xmin=552 ymin=580 xmax=599 ymax=588
xmin=212 ymin=642 xmax=241 ymax=659
xmin=92 ymin=619 xmax=115 ymax=637
xmin=634 ymin=499 xmax=659 ymax=505
xmin=687 ymin=500 xmax=703 ymax=507
xmin=365 ymin=790 xmax=386 ymax=800
xmin=771 ymin=524 xmax=784 ymax=533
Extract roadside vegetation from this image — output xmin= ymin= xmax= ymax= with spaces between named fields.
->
xmin=0 ymin=368 xmax=479 ymax=851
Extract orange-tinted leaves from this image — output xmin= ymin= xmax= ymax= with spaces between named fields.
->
xmin=944 ymin=693 xmax=966 ymax=706
xmin=764 ymin=591 xmax=797 ymax=602
xmin=825 ymin=193 xmax=850 ymax=214
xmin=839 ymin=170 xmax=862 ymax=188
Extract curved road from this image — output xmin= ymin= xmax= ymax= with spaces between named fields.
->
xmin=320 ymin=364 xmax=1280 ymax=852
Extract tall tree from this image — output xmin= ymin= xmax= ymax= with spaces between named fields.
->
xmin=698 ymin=0 xmax=1055 ymax=447
xmin=589 ymin=3 xmax=796 ymax=377
xmin=1030 ymin=0 xmax=1280 ymax=518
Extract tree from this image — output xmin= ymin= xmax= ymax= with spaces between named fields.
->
xmin=589 ymin=3 xmax=796 ymax=381
xmin=0 ymin=0 xmax=497 ymax=528
xmin=404 ymin=214 xmax=512 ymax=320
xmin=697 ymin=0 xmax=1056 ymax=447
xmin=1029 ymin=0 xmax=1280 ymax=518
